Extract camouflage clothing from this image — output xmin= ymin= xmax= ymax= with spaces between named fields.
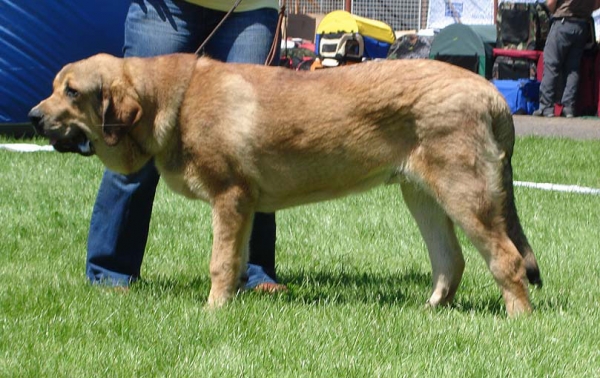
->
xmin=496 ymin=2 xmax=551 ymax=50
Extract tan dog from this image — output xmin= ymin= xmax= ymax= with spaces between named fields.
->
xmin=29 ymin=53 xmax=541 ymax=316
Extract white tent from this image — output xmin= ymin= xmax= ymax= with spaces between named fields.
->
xmin=427 ymin=0 xmax=495 ymax=30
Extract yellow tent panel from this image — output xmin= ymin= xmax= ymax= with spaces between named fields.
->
xmin=316 ymin=10 xmax=395 ymax=44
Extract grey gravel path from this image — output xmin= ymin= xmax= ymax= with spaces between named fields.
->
xmin=513 ymin=115 xmax=600 ymax=140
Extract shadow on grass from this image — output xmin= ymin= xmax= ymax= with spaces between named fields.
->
xmin=274 ymin=268 xmax=430 ymax=307
xmin=134 ymin=268 xmax=430 ymax=307
xmin=450 ymin=296 xmax=505 ymax=316
xmin=446 ymin=284 xmax=569 ymax=316
xmin=134 ymin=268 xmax=563 ymax=316
xmin=276 ymin=270 xmax=527 ymax=316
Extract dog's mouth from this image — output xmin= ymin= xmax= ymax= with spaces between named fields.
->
xmin=50 ymin=136 xmax=95 ymax=156
xmin=46 ymin=127 xmax=95 ymax=157
xmin=28 ymin=109 xmax=95 ymax=157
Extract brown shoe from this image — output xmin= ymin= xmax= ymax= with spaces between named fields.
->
xmin=253 ymin=282 xmax=288 ymax=293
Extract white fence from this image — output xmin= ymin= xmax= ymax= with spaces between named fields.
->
xmin=287 ymin=0 xmax=427 ymax=31
xmin=289 ymin=1 xmax=600 ymax=36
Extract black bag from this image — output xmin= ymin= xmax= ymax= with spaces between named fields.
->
xmin=434 ymin=54 xmax=479 ymax=74
xmin=492 ymin=55 xmax=537 ymax=80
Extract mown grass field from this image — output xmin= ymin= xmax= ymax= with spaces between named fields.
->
xmin=1 ymin=135 xmax=599 ymax=377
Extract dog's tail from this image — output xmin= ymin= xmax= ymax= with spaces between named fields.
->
xmin=492 ymin=99 xmax=543 ymax=287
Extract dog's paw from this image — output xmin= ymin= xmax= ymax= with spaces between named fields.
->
xmin=206 ymin=291 xmax=230 ymax=309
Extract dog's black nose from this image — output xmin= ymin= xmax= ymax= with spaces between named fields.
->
xmin=28 ymin=108 xmax=44 ymax=132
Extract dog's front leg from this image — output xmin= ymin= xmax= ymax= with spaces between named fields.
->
xmin=207 ymin=186 xmax=255 ymax=308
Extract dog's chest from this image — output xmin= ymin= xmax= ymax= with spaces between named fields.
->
xmin=160 ymin=169 xmax=211 ymax=202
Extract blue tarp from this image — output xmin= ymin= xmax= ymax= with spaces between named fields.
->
xmin=0 ymin=1 xmax=129 ymax=124
xmin=493 ymin=79 xmax=540 ymax=115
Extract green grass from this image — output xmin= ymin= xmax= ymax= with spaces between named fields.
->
xmin=1 ymin=136 xmax=600 ymax=377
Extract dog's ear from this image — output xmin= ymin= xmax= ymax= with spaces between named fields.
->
xmin=101 ymin=81 xmax=142 ymax=146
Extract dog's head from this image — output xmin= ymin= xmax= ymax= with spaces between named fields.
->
xmin=28 ymin=54 xmax=150 ymax=173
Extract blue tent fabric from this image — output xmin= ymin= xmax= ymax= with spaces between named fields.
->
xmin=0 ymin=0 xmax=129 ymax=124
xmin=362 ymin=36 xmax=392 ymax=59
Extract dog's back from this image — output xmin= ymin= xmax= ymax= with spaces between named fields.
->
xmin=182 ymin=59 xmax=511 ymax=209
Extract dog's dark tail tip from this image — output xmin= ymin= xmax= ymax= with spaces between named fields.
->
xmin=527 ymin=268 xmax=543 ymax=288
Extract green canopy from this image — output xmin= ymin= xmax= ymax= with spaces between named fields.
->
xmin=429 ymin=24 xmax=496 ymax=79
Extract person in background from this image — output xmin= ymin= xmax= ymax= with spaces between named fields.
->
xmin=86 ymin=0 xmax=286 ymax=293
xmin=533 ymin=0 xmax=600 ymax=118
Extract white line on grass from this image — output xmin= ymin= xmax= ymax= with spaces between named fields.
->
xmin=0 ymin=143 xmax=54 ymax=152
xmin=515 ymin=181 xmax=600 ymax=195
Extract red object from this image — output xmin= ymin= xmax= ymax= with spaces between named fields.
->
xmin=554 ymin=104 xmax=563 ymax=117
xmin=493 ymin=48 xmax=542 ymax=60
xmin=597 ymin=48 xmax=600 ymax=116
xmin=575 ymin=48 xmax=598 ymax=116
xmin=299 ymin=42 xmax=316 ymax=51
xmin=537 ymin=52 xmax=544 ymax=82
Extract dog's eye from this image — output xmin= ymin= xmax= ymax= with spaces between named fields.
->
xmin=65 ymin=86 xmax=79 ymax=99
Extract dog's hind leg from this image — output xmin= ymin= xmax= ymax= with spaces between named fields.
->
xmin=420 ymin=175 xmax=531 ymax=316
xmin=460 ymin=223 xmax=532 ymax=317
xmin=401 ymin=181 xmax=465 ymax=308
xmin=410 ymin=157 xmax=532 ymax=316
xmin=207 ymin=185 xmax=255 ymax=308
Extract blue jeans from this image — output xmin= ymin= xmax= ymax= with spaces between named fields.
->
xmin=87 ymin=0 xmax=279 ymax=287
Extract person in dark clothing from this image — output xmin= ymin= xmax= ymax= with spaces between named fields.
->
xmin=533 ymin=0 xmax=600 ymax=117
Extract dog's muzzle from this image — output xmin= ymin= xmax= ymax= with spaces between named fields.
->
xmin=28 ymin=108 xmax=95 ymax=156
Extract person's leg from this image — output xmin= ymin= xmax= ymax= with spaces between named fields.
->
xmin=87 ymin=0 xmax=204 ymax=285
xmin=203 ymin=8 xmax=283 ymax=288
xmin=87 ymin=163 xmax=160 ymax=284
xmin=245 ymin=212 xmax=278 ymax=289
xmin=560 ymin=21 xmax=588 ymax=116
xmin=535 ymin=21 xmax=564 ymax=116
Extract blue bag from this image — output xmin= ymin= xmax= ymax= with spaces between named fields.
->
xmin=492 ymin=79 xmax=540 ymax=115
